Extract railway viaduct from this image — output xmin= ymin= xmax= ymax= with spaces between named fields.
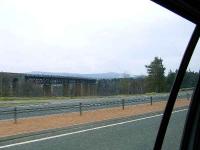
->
xmin=0 ymin=72 xmax=97 ymax=97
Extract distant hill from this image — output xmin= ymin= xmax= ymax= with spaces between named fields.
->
xmin=29 ymin=71 xmax=144 ymax=79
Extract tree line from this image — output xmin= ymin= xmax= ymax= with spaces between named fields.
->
xmin=97 ymin=57 xmax=198 ymax=96
xmin=145 ymin=57 xmax=199 ymax=93
xmin=0 ymin=57 xmax=198 ymax=97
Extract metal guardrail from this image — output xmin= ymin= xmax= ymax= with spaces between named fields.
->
xmin=0 ymin=92 xmax=192 ymax=123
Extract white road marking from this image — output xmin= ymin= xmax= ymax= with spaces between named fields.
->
xmin=0 ymin=109 xmax=188 ymax=149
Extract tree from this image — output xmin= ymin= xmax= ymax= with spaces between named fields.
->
xmin=166 ymin=70 xmax=177 ymax=91
xmin=181 ymin=70 xmax=199 ymax=88
xmin=166 ymin=69 xmax=199 ymax=91
xmin=145 ymin=57 xmax=166 ymax=92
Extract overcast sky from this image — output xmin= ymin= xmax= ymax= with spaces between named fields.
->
xmin=0 ymin=0 xmax=199 ymax=75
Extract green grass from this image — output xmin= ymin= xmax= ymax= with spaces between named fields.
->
xmin=0 ymin=92 xmax=163 ymax=102
xmin=0 ymin=97 xmax=71 ymax=101
xmin=0 ymin=90 xmax=191 ymax=108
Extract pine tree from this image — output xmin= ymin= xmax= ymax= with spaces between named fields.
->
xmin=145 ymin=57 xmax=166 ymax=92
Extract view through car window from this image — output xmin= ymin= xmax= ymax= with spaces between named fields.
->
xmin=0 ymin=1 xmax=199 ymax=150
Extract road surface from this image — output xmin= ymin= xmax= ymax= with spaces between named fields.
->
xmin=0 ymin=108 xmax=188 ymax=150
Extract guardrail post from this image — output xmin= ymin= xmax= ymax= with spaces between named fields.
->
xmin=150 ymin=97 xmax=153 ymax=105
xmin=79 ymin=103 xmax=82 ymax=116
xmin=122 ymin=99 xmax=125 ymax=110
xmin=14 ymin=107 xmax=17 ymax=124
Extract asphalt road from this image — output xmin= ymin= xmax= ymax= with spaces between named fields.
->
xmin=0 ymin=108 xmax=188 ymax=150
xmin=0 ymin=92 xmax=190 ymax=120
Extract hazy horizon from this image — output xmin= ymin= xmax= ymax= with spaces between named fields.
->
xmin=0 ymin=0 xmax=199 ymax=75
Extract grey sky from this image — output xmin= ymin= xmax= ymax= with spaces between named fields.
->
xmin=0 ymin=0 xmax=199 ymax=75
